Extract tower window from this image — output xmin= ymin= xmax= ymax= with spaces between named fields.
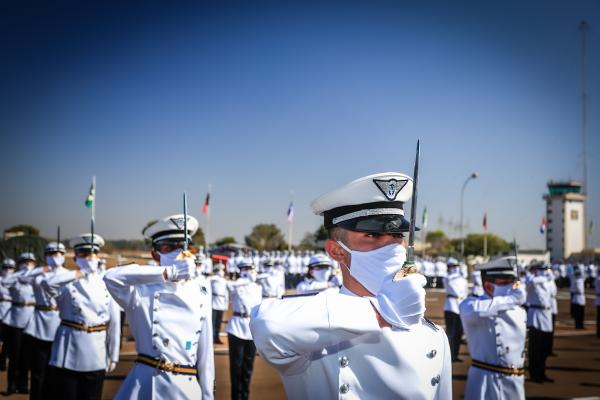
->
xmin=571 ymin=210 xmax=579 ymax=220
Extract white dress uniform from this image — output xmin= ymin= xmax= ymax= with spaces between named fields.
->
xmin=460 ymin=292 xmax=527 ymax=400
xmin=104 ymin=264 xmax=215 ymax=400
xmin=251 ymin=288 xmax=451 ymax=399
xmin=22 ymin=266 xmax=66 ymax=341
xmin=42 ymin=269 xmax=121 ymax=371
xmin=443 ymin=269 xmax=467 ymax=314
xmin=257 ymin=269 xmax=283 ymax=298
xmin=226 ymin=278 xmax=263 ymax=340
xmin=3 ymin=266 xmax=36 ymax=329
xmin=210 ymin=275 xmax=229 ymax=312
xmin=471 ymin=270 xmax=484 ymax=297
xmin=295 ymin=277 xmax=330 ymax=293
xmin=0 ymin=270 xmax=15 ymax=323
xmin=525 ymin=274 xmax=553 ymax=333
xmin=569 ymin=272 xmax=586 ymax=306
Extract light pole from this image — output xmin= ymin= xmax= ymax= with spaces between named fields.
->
xmin=460 ymin=172 xmax=479 ymax=256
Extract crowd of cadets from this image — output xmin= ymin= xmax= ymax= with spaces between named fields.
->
xmin=0 ymin=241 xmax=598 ymax=399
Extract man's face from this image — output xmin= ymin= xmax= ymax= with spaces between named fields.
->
xmin=325 ymin=229 xmax=404 ymax=268
xmin=74 ymin=250 xmax=98 ymax=261
xmin=483 ymin=276 xmax=515 ymax=296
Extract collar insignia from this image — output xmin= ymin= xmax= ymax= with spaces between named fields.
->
xmin=373 ymin=178 xmax=408 ymax=201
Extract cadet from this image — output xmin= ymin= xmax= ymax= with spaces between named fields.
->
xmin=211 ymin=263 xmax=228 ymax=344
xmin=21 ymin=242 xmax=67 ymax=399
xmin=251 ymin=172 xmax=451 ymax=399
xmin=42 ymin=234 xmax=121 ymax=400
xmin=257 ymin=259 xmax=283 ymax=298
xmin=0 ymin=258 xmax=16 ymax=371
xmin=104 ymin=214 xmax=215 ymax=400
xmin=525 ymin=262 xmax=554 ymax=383
xmin=2 ymin=252 xmax=37 ymax=394
xmin=295 ymin=253 xmax=336 ymax=294
xmin=471 ymin=268 xmax=484 ymax=297
xmin=226 ymin=260 xmax=263 ymax=400
xmin=459 ymin=257 xmax=527 ymax=399
xmin=443 ymin=257 xmax=467 ymax=362
xmin=569 ymin=265 xmax=586 ymax=329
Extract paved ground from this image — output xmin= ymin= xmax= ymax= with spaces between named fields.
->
xmin=1 ymin=287 xmax=598 ymax=399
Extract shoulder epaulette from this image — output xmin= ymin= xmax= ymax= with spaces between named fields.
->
xmin=282 ymin=292 xmax=319 ymax=299
xmin=422 ymin=317 xmax=439 ymax=331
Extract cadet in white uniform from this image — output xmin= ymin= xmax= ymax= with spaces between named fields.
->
xmin=257 ymin=259 xmax=283 ymax=298
xmin=211 ymin=263 xmax=228 ymax=344
xmin=226 ymin=260 xmax=263 ymax=400
xmin=569 ymin=265 xmax=586 ymax=329
xmin=295 ymin=254 xmax=336 ymax=294
xmin=104 ymin=214 xmax=215 ymax=400
xmin=525 ymin=262 xmax=554 ymax=383
xmin=0 ymin=258 xmax=16 ymax=371
xmin=251 ymin=172 xmax=451 ymax=399
xmin=42 ymin=234 xmax=121 ymax=400
xmin=471 ymin=269 xmax=484 ymax=297
xmin=460 ymin=257 xmax=527 ymax=400
xmin=21 ymin=242 xmax=67 ymax=399
xmin=443 ymin=257 xmax=467 ymax=362
xmin=2 ymin=252 xmax=37 ymax=394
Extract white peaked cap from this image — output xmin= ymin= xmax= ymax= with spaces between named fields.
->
xmin=310 ymin=172 xmax=415 ymax=233
xmin=475 ymin=256 xmax=517 ymax=277
xmin=70 ymin=234 xmax=105 ymax=251
xmin=142 ymin=214 xmax=199 ymax=244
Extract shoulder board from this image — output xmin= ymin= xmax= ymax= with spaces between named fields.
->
xmin=282 ymin=292 xmax=319 ymax=299
xmin=422 ymin=317 xmax=439 ymax=331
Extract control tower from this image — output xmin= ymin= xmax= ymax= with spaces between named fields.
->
xmin=543 ymin=181 xmax=586 ymax=262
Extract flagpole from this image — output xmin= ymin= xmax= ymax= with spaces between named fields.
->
xmin=91 ymin=175 xmax=96 ymax=247
xmin=288 ymin=191 xmax=294 ymax=252
xmin=483 ymin=234 xmax=487 ymax=258
xmin=206 ymin=184 xmax=211 ymax=251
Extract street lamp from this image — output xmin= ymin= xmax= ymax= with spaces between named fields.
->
xmin=460 ymin=172 xmax=479 ymax=256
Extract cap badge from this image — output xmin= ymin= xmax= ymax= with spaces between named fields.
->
xmin=373 ymin=178 xmax=408 ymax=201
xmin=170 ymin=217 xmax=186 ymax=230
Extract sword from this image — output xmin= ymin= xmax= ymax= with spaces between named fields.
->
xmin=183 ymin=192 xmax=189 ymax=251
xmin=395 ymin=140 xmax=420 ymax=280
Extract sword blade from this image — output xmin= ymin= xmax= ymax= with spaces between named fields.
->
xmin=183 ymin=192 xmax=189 ymax=251
xmin=407 ymin=140 xmax=420 ymax=262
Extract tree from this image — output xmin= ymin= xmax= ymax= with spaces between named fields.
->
xmin=314 ymin=225 xmax=329 ymax=242
xmin=455 ymin=233 xmax=511 ymax=256
xmin=245 ymin=224 xmax=287 ymax=251
xmin=425 ymin=230 xmax=454 ymax=255
xmin=4 ymin=224 xmax=40 ymax=237
xmin=214 ymin=236 xmax=237 ymax=246
xmin=193 ymin=228 xmax=206 ymax=248
xmin=298 ymin=232 xmax=317 ymax=250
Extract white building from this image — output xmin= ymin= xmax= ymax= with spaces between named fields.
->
xmin=543 ymin=181 xmax=586 ymax=262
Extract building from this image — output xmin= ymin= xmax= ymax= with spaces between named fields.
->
xmin=543 ymin=181 xmax=586 ymax=262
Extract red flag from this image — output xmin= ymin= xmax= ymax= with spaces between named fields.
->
xmin=483 ymin=212 xmax=488 ymax=231
xmin=202 ymin=193 xmax=210 ymax=215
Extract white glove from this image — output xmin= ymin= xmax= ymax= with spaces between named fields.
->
xmin=370 ymin=273 xmax=427 ymax=329
xmin=165 ymin=258 xmax=195 ymax=282
xmin=106 ymin=361 xmax=117 ymax=373
xmin=508 ymin=284 xmax=526 ymax=305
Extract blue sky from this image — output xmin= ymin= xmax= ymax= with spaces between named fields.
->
xmin=1 ymin=1 xmax=599 ymax=249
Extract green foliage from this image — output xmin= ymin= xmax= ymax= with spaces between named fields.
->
xmin=214 ymin=236 xmax=237 ymax=246
xmin=4 ymin=224 xmax=40 ymax=236
xmin=193 ymin=228 xmax=206 ymax=247
xmin=314 ymin=225 xmax=329 ymax=242
xmin=425 ymin=230 xmax=455 ymax=255
xmin=245 ymin=224 xmax=287 ymax=251
xmin=0 ymin=235 xmax=47 ymax=264
xmin=453 ymin=233 xmax=511 ymax=256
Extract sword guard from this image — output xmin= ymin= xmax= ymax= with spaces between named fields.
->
xmin=393 ymin=261 xmax=417 ymax=281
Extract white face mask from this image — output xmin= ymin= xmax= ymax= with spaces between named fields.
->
xmin=337 ymin=241 xmax=407 ymax=294
xmin=240 ymin=270 xmax=256 ymax=282
xmin=159 ymin=249 xmax=183 ymax=267
xmin=46 ymin=255 xmax=65 ymax=269
xmin=312 ymin=268 xmax=331 ymax=282
xmin=493 ymin=283 xmax=512 ymax=297
xmin=76 ymin=257 xmax=99 ymax=273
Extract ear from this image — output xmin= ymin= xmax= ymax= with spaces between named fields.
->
xmin=151 ymin=249 xmax=160 ymax=263
xmin=325 ymin=240 xmax=347 ymax=265
xmin=483 ymin=281 xmax=494 ymax=296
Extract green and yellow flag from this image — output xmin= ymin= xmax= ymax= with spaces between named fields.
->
xmin=85 ymin=179 xmax=95 ymax=208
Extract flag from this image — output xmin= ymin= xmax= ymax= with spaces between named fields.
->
xmin=287 ymin=202 xmax=294 ymax=223
xmin=422 ymin=207 xmax=428 ymax=228
xmin=202 ymin=193 xmax=210 ymax=215
xmin=483 ymin=212 xmax=488 ymax=231
xmin=539 ymin=216 xmax=547 ymax=234
xmin=589 ymin=220 xmax=594 ymax=236
xmin=85 ymin=179 xmax=95 ymax=208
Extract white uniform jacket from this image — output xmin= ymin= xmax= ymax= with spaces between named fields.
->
xmin=547 ymin=277 xmax=558 ymax=316
xmin=210 ymin=276 xmax=229 ymax=311
xmin=42 ymin=270 xmax=120 ymax=371
xmin=471 ymin=271 xmax=484 ymax=297
xmin=226 ymin=279 xmax=262 ymax=341
xmin=525 ymin=275 xmax=553 ymax=332
xmin=23 ymin=266 xmax=66 ymax=341
xmin=296 ymin=278 xmax=332 ymax=294
xmin=569 ymin=275 xmax=586 ymax=306
xmin=0 ymin=274 xmax=13 ymax=323
xmin=257 ymin=272 xmax=283 ymax=298
xmin=104 ymin=264 xmax=214 ymax=400
xmin=443 ymin=272 xmax=467 ymax=314
xmin=3 ymin=267 xmax=35 ymax=328
xmin=250 ymin=289 xmax=452 ymax=400
xmin=459 ymin=293 xmax=527 ymax=400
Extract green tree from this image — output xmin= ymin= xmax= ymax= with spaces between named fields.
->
xmin=214 ymin=236 xmax=237 ymax=246
xmin=457 ymin=233 xmax=511 ymax=256
xmin=193 ymin=228 xmax=206 ymax=248
xmin=425 ymin=230 xmax=455 ymax=255
xmin=245 ymin=224 xmax=287 ymax=251
xmin=314 ymin=225 xmax=329 ymax=242
xmin=4 ymin=224 xmax=40 ymax=237
xmin=298 ymin=232 xmax=317 ymax=250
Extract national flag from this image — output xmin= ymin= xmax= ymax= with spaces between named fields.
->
xmin=483 ymin=212 xmax=488 ymax=231
xmin=85 ymin=179 xmax=95 ymax=208
xmin=539 ymin=216 xmax=547 ymax=234
xmin=287 ymin=202 xmax=294 ymax=223
xmin=202 ymin=193 xmax=210 ymax=215
xmin=422 ymin=207 xmax=428 ymax=228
